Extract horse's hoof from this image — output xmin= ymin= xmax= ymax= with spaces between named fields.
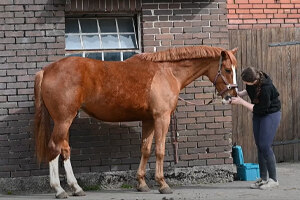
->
xmin=159 ymin=186 xmax=173 ymax=194
xmin=137 ymin=185 xmax=150 ymax=192
xmin=55 ymin=191 xmax=69 ymax=199
xmin=73 ymin=189 xmax=86 ymax=196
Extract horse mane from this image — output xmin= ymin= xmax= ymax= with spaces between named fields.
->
xmin=138 ymin=46 xmax=224 ymax=62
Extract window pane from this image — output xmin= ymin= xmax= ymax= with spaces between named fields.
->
xmin=118 ymin=18 xmax=134 ymax=32
xmin=82 ymin=35 xmax=100 ymax=49
xmin=86 ymin=52 xmax=102 ymax=60
xmin=99 ymin=19 xmax=117 ymax=33
xmin=67 ymin=53 xmax=83 ymax=57
xmin=101 ymin=34 xmax=119 ymax=49
xmin=120 ymin=34 xmax=136 ymax=49
xmin=80 ymin=19 xmax=98 ymax=33
xmin=123 ymin=52 xmax=137 ymax=60
xmin=66 ymin=19 xmax=79 ymax=33
xmin=104 ymin=52 xmax=120 ymax=61
xmin=65 ymin=35 xmax=82 ymax=49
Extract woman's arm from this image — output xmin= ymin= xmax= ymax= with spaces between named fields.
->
xmin=231 ymin=96 xmax=254 ymax=112
xmin=237 ymin=89 xmax=248 ymax=97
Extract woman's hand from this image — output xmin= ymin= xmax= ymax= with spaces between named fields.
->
xmin=230 ymin=96 xmax=244 ymax=105
xmin=231 ymin=96 xmax=254 ymax=111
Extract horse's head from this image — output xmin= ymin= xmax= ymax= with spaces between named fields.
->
xmin=210 ymin=48 xmax=238 ymax=104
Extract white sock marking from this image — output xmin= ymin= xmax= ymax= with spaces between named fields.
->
xmin=49 ymin=155 xmax=65 ymax=195
xmin=64 ymin=158 xmax=82 ymax=193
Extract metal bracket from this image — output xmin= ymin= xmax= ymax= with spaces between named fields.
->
xmin=269 ymin=41 xmax=300 ymax=47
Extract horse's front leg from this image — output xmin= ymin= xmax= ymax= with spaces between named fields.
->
xmin=154 ymin=113 xmax=173 ymax=194
xmin=137 ymin=120 xmax=154 ymax=192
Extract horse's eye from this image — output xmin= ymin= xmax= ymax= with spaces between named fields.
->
xmin=225 ymin=69 xmax=231 ymax=73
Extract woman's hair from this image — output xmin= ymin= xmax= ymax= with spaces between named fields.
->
xmin=241 ymin=67 xmax=264 ymax=104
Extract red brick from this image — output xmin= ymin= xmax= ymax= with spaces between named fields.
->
xmin=239 ymin=4 xmax=253 ymax=9
xmin=249 ymin=0 xmax=262 ymax=3
xmin=264 ymin=8 xmax=278 ymax=13
xmin=281 ymin=4 xmax=294 ymax=9
xmin=228 ymin=24 xmax=239 ymax=29
xmin=263 ymin=0 xmax=275 ymax=2
xmin=271 ymin=18 xmax=284 ymax=23
xmin=235 ymin=0 xmax=249 ymax=3
xmin=239 ymin=14 xmax=253 ymax=18
xmin=228 ymin=14 xmax=239 ymax=19
xmin=274 ymin=13 xmax=288 ymax=18
xmin=290 ymin=9 xmax=298 ymax=13
xmin=252 ymin=13 xmax=267 ymax=18
xmin=257 ymin=19 xmax=271 ymax=23
xmin=236 ymin=9 xmax=250 ymax=14
xmin=239 ymin=24 xmax=254 ymax=29
xmin=250 ymin=8 xmax=264 ymax=13
xmin=253 ymin=4 xmax=266 ymax=8
xmin=285 ymin=18 xmax=298 ymax=23
xmin=229 ymin=19 xmax=243 ymax=24
xmin=267 ymin=4 xmax=281 ymax=9
xmin=227 ymin=4 xmax=238 ymax=9
xmin=288 ymin=14 xmax=300 ymax=18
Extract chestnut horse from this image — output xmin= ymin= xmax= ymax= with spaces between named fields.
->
xmin=34 ymin=45 xmax=238 ymax=198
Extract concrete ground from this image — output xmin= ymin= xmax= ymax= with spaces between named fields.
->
xmin=1 ymin=162 xmax=299 ymax=200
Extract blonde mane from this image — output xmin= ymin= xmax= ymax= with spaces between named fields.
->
xmin=138 ymin=46 xmax=224 ymax=62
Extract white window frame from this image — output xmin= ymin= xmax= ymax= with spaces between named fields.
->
xmin=65 ymin=14 xmax=141 ymax=61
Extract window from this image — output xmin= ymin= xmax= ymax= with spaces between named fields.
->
xmin=65 ymin=16 xmax=140 ymax=61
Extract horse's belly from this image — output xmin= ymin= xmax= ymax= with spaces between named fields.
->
xmin=81 ymin=104 xmax=151 ymax=122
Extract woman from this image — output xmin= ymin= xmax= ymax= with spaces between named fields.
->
xmin=231 ymin=67 xmax=281 ymax=190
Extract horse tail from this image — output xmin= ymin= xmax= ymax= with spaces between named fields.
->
xmin=34 ymin=70 xmax=51 ymax=163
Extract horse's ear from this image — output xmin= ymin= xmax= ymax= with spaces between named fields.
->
xmin=231 ymin=47 xmax=238 ymax=54
xmin=221 ymin=50 xmax=227 ymax=59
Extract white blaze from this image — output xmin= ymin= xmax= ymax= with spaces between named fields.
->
xmin=232 ymin=65 xmax=238 ymax=92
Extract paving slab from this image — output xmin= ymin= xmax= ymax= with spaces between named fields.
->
xmin=1 ymin=162 xmax=299 ymax=200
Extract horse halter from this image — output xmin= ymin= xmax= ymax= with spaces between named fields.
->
xmin=212 ymin=56 xmax=238 ymax=97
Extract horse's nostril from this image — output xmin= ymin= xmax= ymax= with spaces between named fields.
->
xmin=224 ymin=96 xmax=231 ymax=101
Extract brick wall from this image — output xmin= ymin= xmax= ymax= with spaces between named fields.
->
xmin=227 ymin=0 xmax=300 ymax=29
xmin=0 ymin=0 xmax=233 ymax=180
xmin=0 ymin=0 xmax=65 ymax=178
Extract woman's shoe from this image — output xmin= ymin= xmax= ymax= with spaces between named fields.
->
xmin=250 ymin=178 xmax=267 ymax=189
xmin=259 ymin=178 xmax=279 ymax=190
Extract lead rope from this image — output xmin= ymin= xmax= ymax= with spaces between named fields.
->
xmin=170 ymin=112 xmax=179 ymax=164
xmin=178 ymin=96 xmax=214 ymax=105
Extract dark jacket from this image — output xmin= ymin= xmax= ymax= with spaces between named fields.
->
xmin=246 ymin=72 xmax=281 ymax=116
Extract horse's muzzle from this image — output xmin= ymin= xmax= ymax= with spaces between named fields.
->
xmin=222 ymin=95 xmax=232 ymax=104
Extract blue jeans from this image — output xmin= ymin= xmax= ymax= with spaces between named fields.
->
xmin=253 ymin=111 xmax=281 ymax=181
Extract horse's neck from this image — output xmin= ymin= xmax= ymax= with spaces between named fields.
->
xmin=170 ymin=58 xmax=217 ymax=89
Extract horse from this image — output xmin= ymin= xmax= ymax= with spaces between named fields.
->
xmin=34 ymin=45 xmax=238 ymax=198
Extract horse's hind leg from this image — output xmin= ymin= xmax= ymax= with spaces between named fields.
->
xmin=62 ymin=138 xmax=85 ymax=196
xmin=49 ymin=154 xmax=68 ymax=199
xmin=48 ymin=121 xmax=84 ymax=198
xmin=137 ymin=120 xmax=154 ymax=192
